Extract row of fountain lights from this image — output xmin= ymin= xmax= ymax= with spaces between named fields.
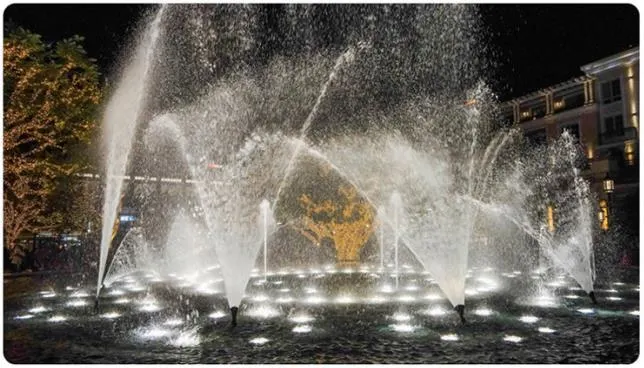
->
xmin=18 ymin=267 xmax=638 ymax=320
xmin=15 ymin=285 xmax=639 ymax=348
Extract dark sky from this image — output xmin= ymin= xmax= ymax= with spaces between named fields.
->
xmin=3 ymin=3 xmax=639 ymax=101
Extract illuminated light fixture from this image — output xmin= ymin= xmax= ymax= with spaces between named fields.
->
xmin=390 ymin=323 xmax=417 ymax=333
xmin=538 ymin=327 xmax=556 ymax=333
xmin=503 ymin=335 xmax=523 ymax=343
xmin=587 ymin=144 xmax=594 ymax=159
xmin=209 ymin=311 xmax=226 ymax=319
xmin=547 ymin=205 xmax=555 ymax=233
xmin=276 ymin=296 xmax=294 ymax=303
xmin=602 ymin=174 xmax=614 ymax=193
xmin=441 ymin=334 xmax=459 ymax=341
xmin=29 ymin=306 xmax=48 ymax=314
xmin=577 ymin=308 xmax=595 ymax=314
xmin=624 ymin=141 xmax=636 ymax=166
xmin=207 ymin=163 xmax=222 ymax=169
xmin=425 ymin=306 xmax=448 ymax=317
xmin=464 ymin=99 xmax=477 ymax=106
xmin=553 ymin=99 xmax=565 ymax=110
xmin=249 ymin=337 xmax=270 ymax=345
xmin=101 ymin=312 xmax=121 ymax=319
xmin=290 ymin=315 xmax=314 ymax=324
xmin=473 ymin=308 xmax=494 ymax=317
xmin=519 ymin=315 xmax=539 ymax=324
xmin=599 ymin=199 xmax=609 ymax=231
xmin=163 ymin=319 xmax=183 ymax=326
xmin=292 ymin=325 xmax=312 ymax=333
xmin=48 ymin=315 xmax=67 ymax=323
xmin=392 ymin=312 xmax=412 ymax=322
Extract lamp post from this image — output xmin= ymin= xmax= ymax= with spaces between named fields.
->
xmin=602 ymin=173 xmax=615 ymax=222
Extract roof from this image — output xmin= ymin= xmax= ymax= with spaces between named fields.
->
xmin=580 ymin=47 xmax=639 ymax=75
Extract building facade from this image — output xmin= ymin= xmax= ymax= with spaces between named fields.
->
xmin=502 ymin=47 xmax=639 ymax=231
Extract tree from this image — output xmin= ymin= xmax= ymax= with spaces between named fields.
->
xmin=296 ymin=185 xmax=375 ymax=264
xmin=3 ymin=28 xmax=102 ymax=266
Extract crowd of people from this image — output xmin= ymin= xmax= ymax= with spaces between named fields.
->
xmin=4 ymin=235 xmax=98 ymax=274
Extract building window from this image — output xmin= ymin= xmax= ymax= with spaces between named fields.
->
xmin=525 ymin=128 xmax=547 ymax=146
xmin=560 ymin=123 xmax=580 ymax=141
xmin=603 ymin=114 xmax=624 ymax=137
xmin=600 ymin=79 xmax=622 ymax=104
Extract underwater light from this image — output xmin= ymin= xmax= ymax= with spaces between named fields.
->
xmin=381 ymin=284 xmax=395 ymax=293
xmin=503 ymin=335 xmax=523 ymax=343
xmin=29 ymin=306 xmax=48 ymax=313
xmin=425 ymin=306 xmax=448 ymax=317
xmin=252 ymin=294 xmax=269 ymax=302
xmin=70 ymin=290 xmax=89 ymax=298
xmin=473 ymin=308 xmax=494 ymax=316
xmin=367 ymin=295 xmax=386 ymax=303
xmin=392 ymin=312 xmax=411 ymax=322
xmin=391 ymin=323 xmax=416 ymax=333
xmin=519 ymin=315 xmax=539 ymax=323
xmin=290 ymin=314 xmax=315 ymax=323
xmin=276 ymin=296 xmax=294 ymax=303
xmin=48 ymin=315 xmax=67 ymax=322
xmin=538 ymin=327 xmax=556 ymax=333
xmin=66 ymin=299 xmax=88 ymax=307
xmin=101 ymin=312 xmax=121 ymax=319
xmin=209 ymin=311 xmax=226 ymax=319
xmin=247 ymin=305 xmax=280 ymax=319
xmin=397 ymin=295 xmax=416 ymax=302
xmin=249 ymin=337 xmax=270 ymax=345
xmin=424 ymin=293 xmax=443 ymax=301
xmin=441 ymin=334 xmax=459 ymax=341
xmin=139 ymin=303 xmax=162 ymax=312
xmin=305 ymin=295 xmax=326 ymax=304
xmin=15 ymin=314 xmax=34 ymax=320
xmin=292 ymin=325 xmax=312 ymax=333
xmin=163 ymin=319 xmax=183 ymax=326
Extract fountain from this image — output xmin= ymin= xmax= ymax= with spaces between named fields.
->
xmin=87 ymin=4 xmax=600 ymax=328
xmin=96 ymin=5 xmax=167 ymax=305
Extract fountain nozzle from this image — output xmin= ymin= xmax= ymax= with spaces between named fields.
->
xmin=454 ymin=304 xmax=466 ymax=324
xmin=230 ymin=306 xmax=239 ymax=327
xmin=588 ymin=291 xmax=597 ymax=304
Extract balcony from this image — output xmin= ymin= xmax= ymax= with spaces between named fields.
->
xmin=598 ymin=126 xmax=638 ymax=146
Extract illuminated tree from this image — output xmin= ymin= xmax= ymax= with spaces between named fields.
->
xmin=3 ymin=28 xmax=101 ymax=266
xmin=296 ymin=185 xmax=375 ymax=263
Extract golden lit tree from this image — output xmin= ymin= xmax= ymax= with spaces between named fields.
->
xmin=296 ymin=185 xmax=375 ymax=264
xmin=3 ymin=28 xmax=101 ymax=266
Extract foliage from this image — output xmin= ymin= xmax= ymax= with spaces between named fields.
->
xmin=3 ymin=28 xmax=102 ymax=265
xmin=296 ymin=185 xmax=375 ymax=263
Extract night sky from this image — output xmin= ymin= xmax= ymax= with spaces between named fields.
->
xmin=3 ymin=3 xmax=639 ymax=101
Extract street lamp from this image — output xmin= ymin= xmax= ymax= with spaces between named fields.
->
xmin=602 ymin=174 xmax=615 ymax=194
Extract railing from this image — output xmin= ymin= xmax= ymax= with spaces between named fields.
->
xmin=76 ymin=173 xmax=223 ymax=185
xmin=599 ymin=126 xmax=638 ymax=146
